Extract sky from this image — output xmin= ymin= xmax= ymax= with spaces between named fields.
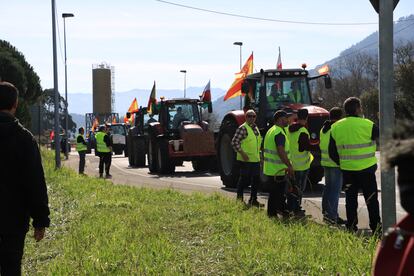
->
xmin=1 ymin=0 xmax=413 ymax=95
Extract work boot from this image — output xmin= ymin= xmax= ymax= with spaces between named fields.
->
xmin=105 ymin=174 xmax=112 ymax=179
xmin=336 ymin=217 xmax=347 ymax=225
xmin=248 ymin=198 xmax=264 ymax=208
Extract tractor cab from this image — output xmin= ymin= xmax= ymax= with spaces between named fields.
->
xmin=242 ymin=68 xmax=331 ymax=129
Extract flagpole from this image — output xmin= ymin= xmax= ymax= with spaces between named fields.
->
xmin=233 ymin=42 xmax=243 ymax=110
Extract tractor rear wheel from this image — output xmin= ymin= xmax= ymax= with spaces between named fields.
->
xmin=133 ymin=137 xmax=146 ymax=167
xmin=147 ymin=137 xmax=158 ymax=173
xmin=127 ymin=131 xmax=135 ymax=166
xmin=217 ymin=119 xmax=239 ymax=188
xmin=157 ymin=140 xmax=175 ymax=174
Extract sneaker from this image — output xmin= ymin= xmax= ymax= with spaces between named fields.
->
xmin=105 ymin=174 xmax=112 ymax=179
xmin=248 ymin=199 xmax=264 ymax=208
xmin=323 ymin=216 xmax=337 ymax=225
xmin=336 ymin=217 xmax=347 ymax=225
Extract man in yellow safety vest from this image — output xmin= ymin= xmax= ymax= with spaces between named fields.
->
xmin=263 ymin=110 xmax=294 ymax=217
xmin=329 ymin=97 xmax=381 ymax=233
xmin=76 ymin=127 xmax=88 ymax=175
xmin=95 ymin=125 xmax=113 ymax=178
xmin=320 ymin=107 xmax=346 ymax=225
xmin=287 ymin=108 xmax=316 ymax=217
xmin=231 ymin=109 xmax=263 ymax=207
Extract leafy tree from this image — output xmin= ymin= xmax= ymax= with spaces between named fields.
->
xmin=0 ymin=40 xmax=42 ymax=126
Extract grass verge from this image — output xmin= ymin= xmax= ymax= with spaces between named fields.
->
xmin=23 ymin=150 xmax=378 ymax=275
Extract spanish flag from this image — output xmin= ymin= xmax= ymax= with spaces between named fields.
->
xmin=147 ymin=81 xmax=157 ymax=114
xmin=223 ymin=53 xmax=253 ymax=101
xmin=128 ymin=98 xmax=139 ymax=114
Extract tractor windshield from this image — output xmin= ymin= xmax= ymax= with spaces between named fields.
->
xmin=110 ymin=124 xmax=126 ymax=136
xmin=255 ymin=77 xmax=311 ymax=111
xmin=167 ymin=102 xmax=200 ymax=129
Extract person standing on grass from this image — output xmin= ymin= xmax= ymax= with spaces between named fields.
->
xmin=76 ymin=127 xmax=88 ymax=175
xmin=320 ymin=107 xmax=346 ymax=225
xmin=287 ymin=108 xmax=316 ymax=217
xmin=95 ymin=125 xmax=112 ymax=178
xmin=329 ymin=97 xmax=381 ymax=233
xmin=0 ymin=81 xmax=50 ymax=275
xmin=231 ymin=109 xmax=263 ymax=207
xmin=263 ymin=110 xmax=294 ymax=217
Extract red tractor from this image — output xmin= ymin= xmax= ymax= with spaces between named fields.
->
xmin=217 ymin=66 xmax=332 ymax=188
xmin=127 ymin=98 xmax=216 ymax=174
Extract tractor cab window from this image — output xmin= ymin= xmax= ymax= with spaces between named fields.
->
xmin=264 ymin=77 xmax=311 ymax=108
xmin=144 ymin=114 xmax=158 ymax=125
xmin=111 ymin=124 xmax=126 ymax=136
xmin=167 ymin=103 xmax=200 ymax=129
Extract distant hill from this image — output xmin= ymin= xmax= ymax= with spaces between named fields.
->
xmin=313 ymin=15 xmax=414 ymax=73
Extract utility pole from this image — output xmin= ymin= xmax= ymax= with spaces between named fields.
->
xmin=51 ymin=0 xmax=61 ymax=168
xmin=370 ymin=0 xmax=398 ymax=232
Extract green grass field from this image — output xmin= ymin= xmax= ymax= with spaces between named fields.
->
xmin=23 ymin=150 xmax=379 ymax=275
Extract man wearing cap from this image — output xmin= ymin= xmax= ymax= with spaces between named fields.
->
xmin=329 ymin=97 xmax=381 ymax=233
xmin=231 ymin=109 xmax=263 ymax=207
xmin=287 ymin=108 xmax=317 ymax=216
xmin=263 ymin=110 xmax=294 ymax=217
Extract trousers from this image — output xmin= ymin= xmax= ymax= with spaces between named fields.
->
xmin=0 ymin=233 xmax=26 ymax=276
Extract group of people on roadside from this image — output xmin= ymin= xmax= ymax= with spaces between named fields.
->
xmin=232 ymin=96 xmax=382 ymax=234
xmin=76 ymin=125 xmax=113 ymax=178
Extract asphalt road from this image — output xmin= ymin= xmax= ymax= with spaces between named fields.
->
xmin=64 ymin=151 xmax=406 ymax=231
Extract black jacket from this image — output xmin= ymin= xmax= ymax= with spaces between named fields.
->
xmin=0 ymin=112 xmax=50 ymax=234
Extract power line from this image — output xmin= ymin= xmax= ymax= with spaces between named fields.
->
xmin=155 ymin=0 xmax=413 ymax=26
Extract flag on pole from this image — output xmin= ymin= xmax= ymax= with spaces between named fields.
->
xmin=92 ymin=118 xmax=99 ymax=132
xmin=277 ymin=47 xmax=282 ymax=70
xmin=318 ymin=65 xmax=330 ymax=75
xmin=223 ymin=53 xmax=254 ymax=101
xmin=127 ymin=98 xmax=139 ymax=114
xmin=200 ymin=80 xmax=211 ymax=103
xmin=147 ymin=81 xmax=157 ymax=114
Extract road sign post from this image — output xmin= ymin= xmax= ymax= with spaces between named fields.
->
xmin=370 ymin=0 xmax=398 ymax=233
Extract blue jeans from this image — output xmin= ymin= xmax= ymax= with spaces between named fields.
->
xmin=321 ymin=167 xmax=343 ymax=221
xmin=287 ymin=169 xmax=309 ymax=212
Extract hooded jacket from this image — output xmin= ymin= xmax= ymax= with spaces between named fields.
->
xmin=288 ymin=122 xmax=319 ymax=152
xmin=0 ymin=111 xmax=50 ymax=234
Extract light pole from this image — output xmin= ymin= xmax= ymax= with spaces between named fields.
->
xmin=180 ymin=70 xmax=187 ymax=98
xmin=233 ymin=41 xmax=243 ymax=109
xmin=51 ymin=0 xmax=61 ymax=168
xmin=62 ymin=12 xmax=74 ymax=159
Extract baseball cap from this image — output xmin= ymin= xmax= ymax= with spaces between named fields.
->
xmin=273 ymin=110 xmax=288 ymax=121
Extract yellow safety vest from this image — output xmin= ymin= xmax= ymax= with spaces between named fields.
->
xmin=263 ymin=125 xmax=289 ymax=176
xmin=289 ymin=126 xmax=313 ymax=171
xmin=76 ymin=134 xmax=87 ymax=152
xmin=95 ymin=131 xmax=110 ymax=153
xmin=236 ymin=123 xmax=262 ymax=163
xmin=319 ymin=127 xmax=338 ymax=167
xmin=289 ymin=89 xmax=302 ymax=103
xmin=331 ymin=117 xmax=377 ymax=171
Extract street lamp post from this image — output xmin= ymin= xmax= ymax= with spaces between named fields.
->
xmin=180 ymin=70 xmax=187 ymax=98
xmin=51 ymin=0 xmax=61 ymax=168
xmin=62 ymin=12 xmax=74 ymax=159
xmin=233 ymin=42 xmax=243 ymax=109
